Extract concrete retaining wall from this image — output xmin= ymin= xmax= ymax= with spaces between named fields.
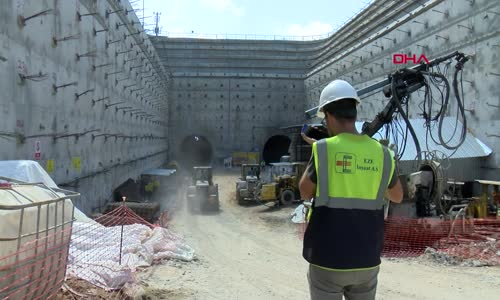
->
xmin=0 ymin=0 xmax=170 ymax=214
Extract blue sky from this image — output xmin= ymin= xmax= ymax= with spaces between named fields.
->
xmin=133 ymin=0 xmax=372 ymax=39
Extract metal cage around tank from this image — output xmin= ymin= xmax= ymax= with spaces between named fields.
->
xmin=0 ymin=177 xmax=79 ymax=299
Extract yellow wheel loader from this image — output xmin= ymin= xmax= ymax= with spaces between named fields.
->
xmin=259 ymin=161 xmax=307 ymax=206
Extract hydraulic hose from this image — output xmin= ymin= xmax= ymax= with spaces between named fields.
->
xmin=391 ymin=78 xmax=422 ymax=166
xmin=437 ymin=63 xmax=467 ymax=150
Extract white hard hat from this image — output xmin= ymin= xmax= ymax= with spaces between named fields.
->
xmin=317 ymin=80 xmax=360 ymax=119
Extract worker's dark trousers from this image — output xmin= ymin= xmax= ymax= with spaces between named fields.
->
xmin=308 ymin=264 xmax=379 ymax=300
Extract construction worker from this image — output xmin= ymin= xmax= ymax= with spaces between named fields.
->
xmin=299 ymin=79 xmax=403 ymax=300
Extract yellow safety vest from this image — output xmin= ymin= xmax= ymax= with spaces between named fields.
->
xmin=302 ymin=133 xmax=395 ymax=270
xmin=312 ymin=134 xmax=394 ymax=210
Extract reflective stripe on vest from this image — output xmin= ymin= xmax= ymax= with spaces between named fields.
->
xmin=315 ymin=138 xmax=392 ymax=210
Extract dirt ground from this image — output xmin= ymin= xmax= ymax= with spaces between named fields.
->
xmin=139 ymin=170 xmax=500 ymax=300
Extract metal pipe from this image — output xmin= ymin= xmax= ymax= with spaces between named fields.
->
xmin=76 ymin=50 xmax=96 ymax=60
xmin=77 ymin=11 xmax=98 ymax=21
xmin=52 ymin=34 xmax=80 ymax=46
xmin=107 ymin=39 xmax=122 ymax=46
xmin=382 ymin=37 xmax=396 ymax=43
xmin=115 ymin=22 xmax=128 ymax=28
xmin=92 ymin=96 xmax=109 ymax=106
xmin=457 ymin=24 xmax=473 ymax=31
xmin=93 ymin=28 xmax=108 ymax=35
xmin=396 ymin=29 xmax=411 ymax=36
xmin=53 ymin=133 xmax=80 ymax=140
xmin=106 ymin=9 xmax=123 ymax=18
xmin=19 ymin=72 xmax=48 ymax=82
xmin=131 ymin=111 xmax=146 ymax=115
xmin=105 ymin=101 xmax=126 ymax=109
xmin=75 ymin=88 xmax=94 ymax=100
xmin=119 ymin=197 xmax=125 ymax=265
xmin=123 ymin=109 xmax=141 ymax=113
xmin=431 ymin=9 xmax=448 ymax=17
xmin=435 ymin=34 xmax=449 ymax=41
xmin=105 ymin=70 xmax=124 ymax=79
xmin=19 ymin=9 xmax=53 ymax=26
xmin=53 ymin=81 xmax=77 ymax=93
xmin=115 ymin=106 xmax=133 ymax=112
xmin=92 ymin=63 xmax=111 ymax=71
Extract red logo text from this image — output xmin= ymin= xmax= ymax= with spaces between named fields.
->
xmin=393 ymin=54 xmax=429 ymax=64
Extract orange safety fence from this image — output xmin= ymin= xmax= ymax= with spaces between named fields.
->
xmin=299 ymin=217 xmax=500 ymax=266
xmin=65 ymin=204 xmax=157 ymax=298
xmin=0 ymin=227 xmax=72 ymax=299
xmin=0 ymin=203 xmax=190 ymax=300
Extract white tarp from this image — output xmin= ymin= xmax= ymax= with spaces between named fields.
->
xmin=67 ymin=222 xmax=195 ymax=289
xmin=291 ymin=204 xmax=307 ymax=223
xmin=0 ymin=160 xmax=58 ymax=188
xmin=0 ymin=160 xmax=94 ymax=223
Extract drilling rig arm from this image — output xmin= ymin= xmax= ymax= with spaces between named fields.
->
xmin=304 ymin=51 xmax=463 ymax=122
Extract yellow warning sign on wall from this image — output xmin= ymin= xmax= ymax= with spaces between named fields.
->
xmin=72 ymin=157 xmax=81 ymax=172
xmin=247 ymin=152 xmax=260 ymax=164
xmin=46 ymin=159 xmax=55 ymax=173
xmin=232 ymin=152 xmax=260 ymax=166
xmin=232 ymin=152 xmax=247 ymax=166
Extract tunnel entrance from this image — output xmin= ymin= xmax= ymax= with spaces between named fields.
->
xmin=262 ymin=135 xmax=291 ymax=164
xmin=179 ymin=135 xmax=213 ymax=169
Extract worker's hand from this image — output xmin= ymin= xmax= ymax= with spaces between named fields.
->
xmin=379 ymin=139 xmax=397 ymax=152
xmin=301 ymin=132 xmax=317 ymax=145
xmin=379 ymin=139 xmax=389 ymax=146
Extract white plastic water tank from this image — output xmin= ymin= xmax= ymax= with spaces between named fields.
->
xmin=0 ymin=179 xmax=78 ymax=299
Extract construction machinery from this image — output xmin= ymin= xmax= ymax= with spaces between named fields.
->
xmin=301 ymin=51 xmax=474 ymax=219
xmin=235 ymin=158 xmax=306 ymax=206
xmin=263 ymin=161 xmax=307 ymax=206
xmin=186 ymin=166 xmax=219 ymax=212
xmin=235 ymin=164 xmax=261 ymax=204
